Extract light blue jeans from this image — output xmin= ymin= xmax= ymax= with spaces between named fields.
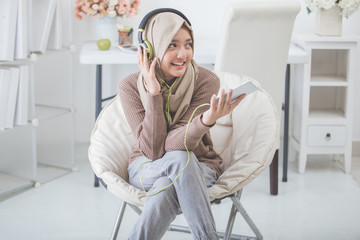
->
xmin=128 ymin=150 xmax=219 ymax=240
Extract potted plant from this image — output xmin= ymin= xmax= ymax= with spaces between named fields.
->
xmin=74 ymin=0 xmax=140 ymax=44
xmin=305 ymin=0 xmax=360 ymax=36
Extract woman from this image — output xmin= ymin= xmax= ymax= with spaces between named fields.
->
xmin=118 ymin=9 xmax=244 ymax=240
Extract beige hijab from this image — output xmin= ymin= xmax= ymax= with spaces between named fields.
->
xmin=137 ymin=12 xmax=199 ymax=129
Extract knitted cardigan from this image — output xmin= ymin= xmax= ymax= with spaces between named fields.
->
xmin=118 ymin=67 xmax=223 ymax=177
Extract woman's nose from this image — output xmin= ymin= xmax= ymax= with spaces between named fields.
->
xmin=177 ymin=47 xmax=187 ymax=58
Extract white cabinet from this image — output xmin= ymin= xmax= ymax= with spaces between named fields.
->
xmin=290 ymin=34 xmax=358 ymax=174
xmin=0 ymin=0 xmax=75 ymax=198
xmin=0 ymin=50 xmax=75 ymax=198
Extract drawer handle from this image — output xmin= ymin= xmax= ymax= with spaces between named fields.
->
xmin=325 ymin=133 xmax=331 ymax=141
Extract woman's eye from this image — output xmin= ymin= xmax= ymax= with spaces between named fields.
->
xmin=169 ymin=43 xmax=176 ymax=48
xmin=186 ymin=43 xmax=193 ymax=48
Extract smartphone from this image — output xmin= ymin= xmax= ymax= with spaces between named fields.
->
xmin=216 ymin=81 xmax=258 ymax=103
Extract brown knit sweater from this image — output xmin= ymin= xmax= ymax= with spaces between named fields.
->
xmin=118 ymin=66 xmax=223 ymax=176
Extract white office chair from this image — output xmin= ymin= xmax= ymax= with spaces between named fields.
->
xmin=88 ymin=71 xmax=279 ymax=239
xmin=214 ymin=0 xmax=301 ymax=187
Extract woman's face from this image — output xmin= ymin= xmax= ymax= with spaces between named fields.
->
xmin=160 ymin=26 xmax=193 ymax=80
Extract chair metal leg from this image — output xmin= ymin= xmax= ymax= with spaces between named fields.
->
xmin=94 ymin=174 xmax=100 ymax=187
xmin=169 ymin=224 xmax=251 ymax=240
xmin=169 ymin=190 xmax=259 ymax=240
xmin=128 ymin=204 xmax=142 ymax=215
xmin=230 ymin=196 xmax=263 ymax=240
xmin=111 ymin=201 xmax=127 ymax=240
xmin=168 ymin=224 xmax=192 ymax=233
xmin=224 ymin=203 xmax=238 ymax=240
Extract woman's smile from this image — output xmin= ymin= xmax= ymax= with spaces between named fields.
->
xmin=171 ymin=61 xmax=186 ymax=70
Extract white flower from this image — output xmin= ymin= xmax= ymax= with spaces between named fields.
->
xmin=305 ymin=0 xmax=360 ymax=18
xmin=339 ymin=0 xmax=355 ymax=8
xmin=317 ymin=0 xmax=336 ymax=9
xmin=305 ymin=0 xmax=336 ymax=11
xmin=92 ymin=4 xmax=99 ymax=11
xmin=75 ymin=0 xmax=139 ymax=19
xmin=338 ymin=0 xmax=360 ymax=17
xmin=305 ymin=0 xmax=318 ymax=11
xmin=108 ymin=10 xmax=117 ymax=17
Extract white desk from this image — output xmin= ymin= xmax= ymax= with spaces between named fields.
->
xmin=80 ymin=41 xmax=309 ymax=186
xmin=80 ymin=41 xmax=308 ymax=65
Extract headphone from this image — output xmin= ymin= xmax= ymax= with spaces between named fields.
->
xmin=138 ymin=8 xmax=192 ymax=60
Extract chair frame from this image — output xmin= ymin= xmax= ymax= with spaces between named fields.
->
xmin=108 ymin=150 xmax=279 ymax=240
xmin=110 ymin=189 xmax=264 ymax=240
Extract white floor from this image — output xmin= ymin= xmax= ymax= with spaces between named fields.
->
xmin=0 ymin=144 xmax=360 ymax=240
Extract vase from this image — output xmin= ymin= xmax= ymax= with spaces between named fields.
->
xmin=315 ymin=5 xmax=342 ymax=36
xmin=94 ymin=16 xmax=118 ymax=45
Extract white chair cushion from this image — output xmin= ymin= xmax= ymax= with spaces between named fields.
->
xmin=88 ymin=96 xmax=147 ymax=206
xmin=208 ymin=72 xmax=279 ymax=200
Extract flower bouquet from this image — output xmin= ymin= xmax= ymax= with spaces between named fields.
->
xmin=305 ymin=0 xmax=360 ymax=18
xmin=74 ymin=0 xmax=140 ymax=20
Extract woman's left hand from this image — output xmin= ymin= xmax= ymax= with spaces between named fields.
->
xmin=202 ymin=89 xmax=245 ymax=126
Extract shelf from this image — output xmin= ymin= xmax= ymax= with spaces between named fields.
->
xmin=35 ymin=105 xmax=72 ymax=122
xmin=290 ymin=35 xmax=357 ymax=174
xmin=0 ymin=123 xmax=32 ymax=134
xmin=0 ymin=59 xmax=32 ymax=66
xmin=36 ymin=109 xmax=74 ymax=169
xmin=0 ymin=104 xmax=71 ymax=133
xmin=0 ymin=0 xmax=75 ymax=200
xmin=293 ymin=34 xmax=360 ymax=44
xmin=36 ymin=163 xmax=71 ymax=184
xmin=310 ymin=49 xmax=348 ymax=80
xmin=0 ymin=164 xmax=71 ymax=200
xmin=308 ymin=109 xmax=346 ymax=124
xmin=0 ymin=173 xmax=33 ymax=199
xmin=310 ymin=75 xmax=347 ymax=86
xmin=309 ymin=86 xmax=346 ymax=116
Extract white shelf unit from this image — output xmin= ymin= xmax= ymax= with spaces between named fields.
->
xmin=0 ymin=51 xmax=75 ymax=198
xmin=290 ymin=35 xmax=358 ymax=174
xmin=0 ymin=0 xmax=75 ymax=199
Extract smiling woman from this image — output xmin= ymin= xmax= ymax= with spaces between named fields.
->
xmin=117 ymin=8 xmax=245 ymax=240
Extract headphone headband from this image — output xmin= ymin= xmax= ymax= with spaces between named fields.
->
xmin=138 ymin=8 xmax=191 ymax=44
xmin=138 ymin=8 xmax=191 ymax=60
xmin=138 ymin=8 xmax=191 ymax=28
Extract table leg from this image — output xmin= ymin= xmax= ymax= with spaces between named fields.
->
xmin=96 ymin=65 xmax=102 ymax=119
xmin=270 ymin=150 xmax=278 ymax=195
xmin=94 ymin=64 xmax=102 ymax=187
xmin=282 ymin=64 xmax=290 ymax=182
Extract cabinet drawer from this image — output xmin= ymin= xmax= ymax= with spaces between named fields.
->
xmin=307 ymin=125 xmax=346 ymax=146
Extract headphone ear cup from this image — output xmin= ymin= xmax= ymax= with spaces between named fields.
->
xmin=143 ymin=40 xmax=154 ymax=60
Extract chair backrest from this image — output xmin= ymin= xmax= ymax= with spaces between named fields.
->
xmin=88 ymin=95 xmax=145 ymax=205
xmin=208 ymin=72 xmax=279 ymax=200
xmin=214 ymin=0 xmax=300 ymax=115
xmin=88 ymin=72 xmax=279 ymax=205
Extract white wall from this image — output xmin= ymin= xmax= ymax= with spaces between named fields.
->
xmin=72 ymin=0 xmax=360 ymax=143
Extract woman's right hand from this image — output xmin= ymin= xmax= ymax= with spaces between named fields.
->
xmin=137 ymin=46 xmax=161 ymax=95
xmin=202 ymin=89 xmax=245 ymax=126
